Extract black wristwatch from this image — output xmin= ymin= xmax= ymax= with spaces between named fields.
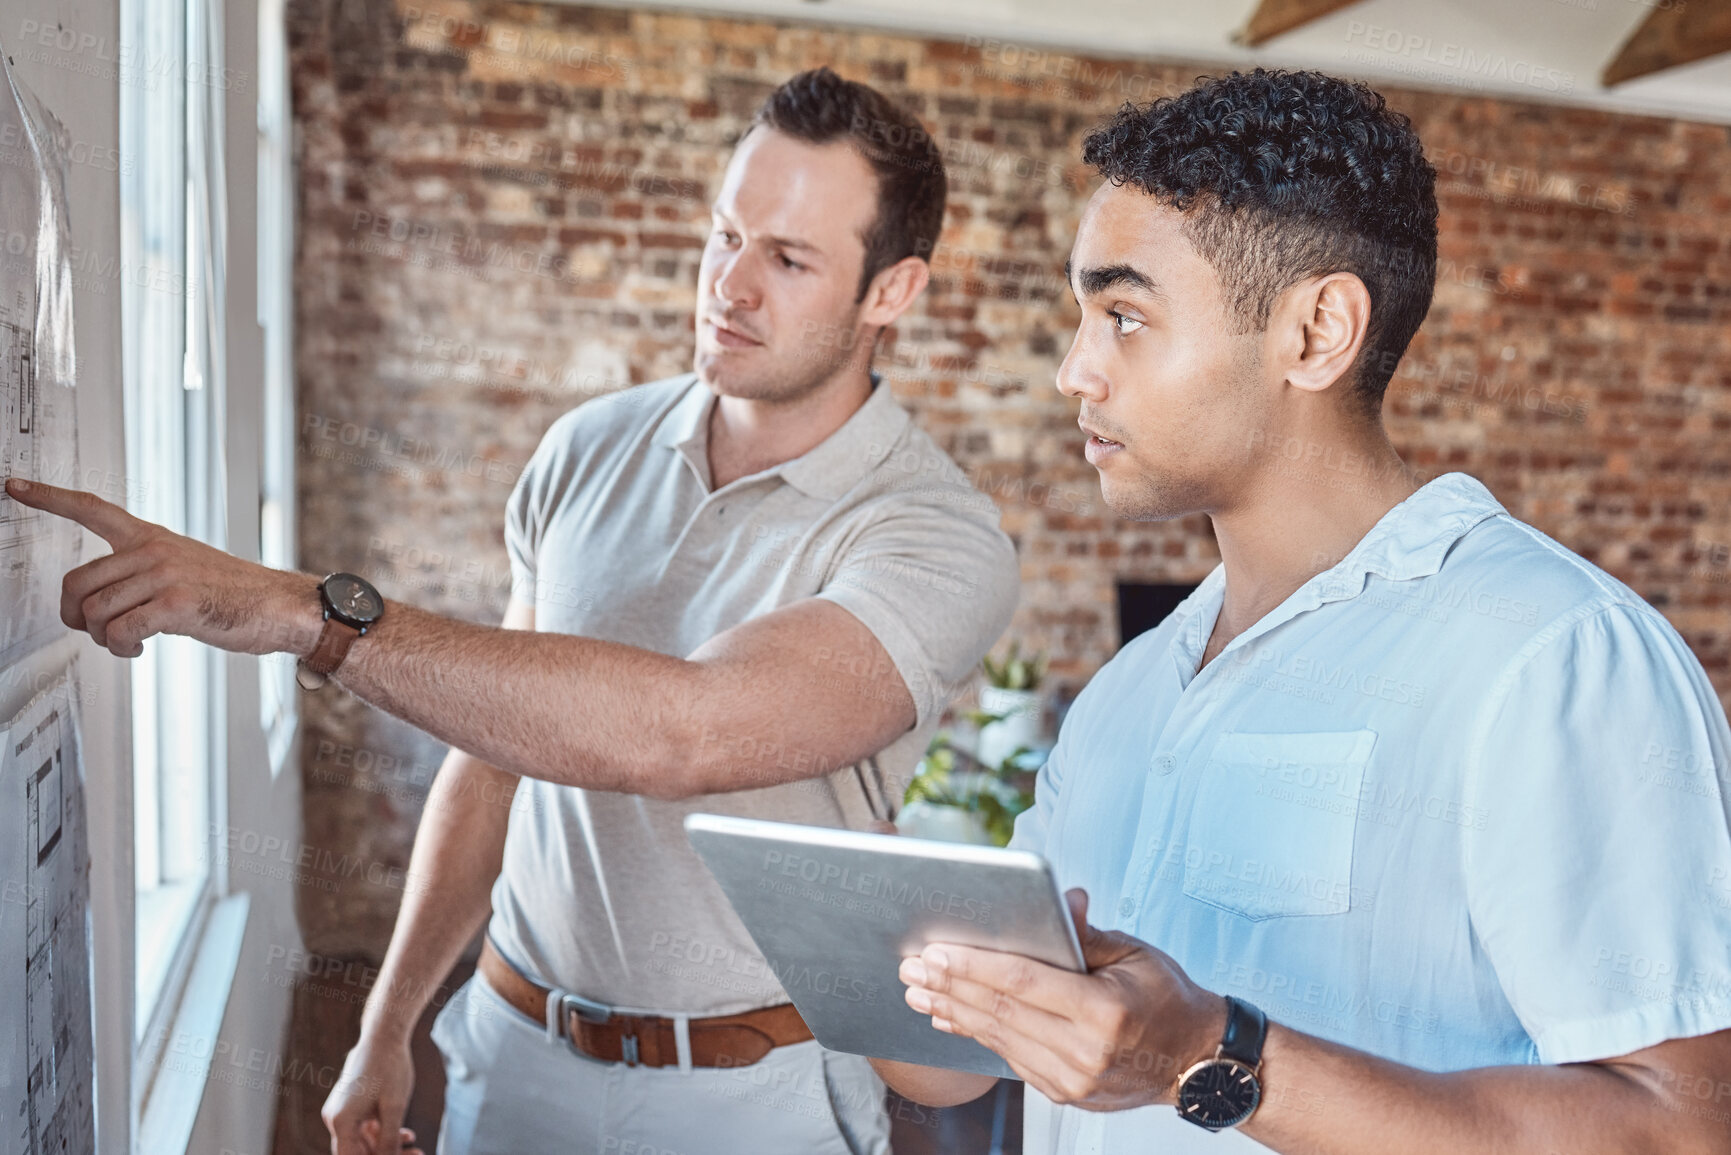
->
xmin=1175 ymin=996 xmax=1267 ymax=1131
xmin=296 ymin=572 xmax=385 ymax=690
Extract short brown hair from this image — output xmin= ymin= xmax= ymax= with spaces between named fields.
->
xmin=749 ymin=67 xmax=947 ymax=302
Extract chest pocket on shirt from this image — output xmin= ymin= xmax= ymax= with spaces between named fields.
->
xmin=1181 ymin=730 xmax=1376 ymax=921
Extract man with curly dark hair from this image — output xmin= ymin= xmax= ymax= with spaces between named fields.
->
xmin=878 ymin=69 xmax=1731 ymax=1155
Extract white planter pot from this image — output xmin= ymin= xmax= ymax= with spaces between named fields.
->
xmin=895 ymin=800 xmax=995 ymax=845
xmin=977 ymin=685 xmax=1042 ymax=768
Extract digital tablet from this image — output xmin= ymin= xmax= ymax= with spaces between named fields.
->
xmin=683 ymin=812 xmax=1085 ymax=1078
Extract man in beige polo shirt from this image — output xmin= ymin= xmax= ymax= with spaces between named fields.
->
xmin=9 ymin=68 xmax=1018 ymax=1154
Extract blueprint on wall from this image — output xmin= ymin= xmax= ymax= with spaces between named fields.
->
xmin=0 ymin=664 xmax=94 ymax=1155
xmin=0 ymin=40 xmax=81 ymax=669
xmin=0 ymin=40 xmax=93 ymax=1155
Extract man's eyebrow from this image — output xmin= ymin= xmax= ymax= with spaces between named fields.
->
xmin=709 ymin=206 xmax=823 ymax=254
xmin=767 ymin=234 xmax=822 ymax=254
xmin=1071 ymin=262 xmax=1165 ymax=300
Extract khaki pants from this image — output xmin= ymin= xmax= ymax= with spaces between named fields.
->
xmin=431 ymin=975 xmax=892 ymax=1155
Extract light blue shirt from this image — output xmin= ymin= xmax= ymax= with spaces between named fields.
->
xmin=1009 ymin=471 xmax=1731 ymax=1154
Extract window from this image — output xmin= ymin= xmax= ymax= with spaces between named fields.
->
xmin=256 ymin=0 xmax=297 ymax=774
xmin=120 ymin=0 xmax=228 ymax=1089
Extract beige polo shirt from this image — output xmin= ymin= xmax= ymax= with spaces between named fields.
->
xmin=487 ymin=372 xmax=1021 ymax=1015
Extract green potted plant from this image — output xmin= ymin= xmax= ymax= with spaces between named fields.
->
xmin=977 ymin=640 xmax=1046 ymax=768
xmin=897 ymin=726 xmax=1037 ymax=847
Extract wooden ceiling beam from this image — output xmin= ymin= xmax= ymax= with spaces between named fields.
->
xmin=1603 ymin=0 xmax=1731 ymax=87
xmin=1237 ymin=0 xmax=1368 ymax=47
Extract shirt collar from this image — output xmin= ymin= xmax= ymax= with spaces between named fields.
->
xmin=1172 ymin=471 xmax=1508 ymax=673
xmin=650 ymin=374 xmax=716 ymax=488
xmin=650 ymin=372 xmax=910 ymax=499
xmin=1312 ymin=471 xmax=1507 ymax=599
xmin=778 ymin=374 xmax=909 ymax=500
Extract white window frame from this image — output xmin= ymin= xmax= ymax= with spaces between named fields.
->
xmin=256 ymin=0 xmax=297 ymax=775
xmin=119 ymin=0 xmax=230 ymax=1114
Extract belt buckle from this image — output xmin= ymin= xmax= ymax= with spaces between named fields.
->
xmin=560 ymin=993 xmax=640 ymax=1066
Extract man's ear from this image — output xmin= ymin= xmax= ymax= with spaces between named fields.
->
xmin=1274 ymin=271 xmax=1372 ymax=398
xmin=858 ymin=255 xmax=932 ymax=329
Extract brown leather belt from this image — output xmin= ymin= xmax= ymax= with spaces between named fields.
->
xmin=477 ymin=937 xmax=813 ymax=1068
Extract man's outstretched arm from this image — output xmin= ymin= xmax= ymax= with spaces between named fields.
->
xmin=7 ymin=477 xmax=919 ymax=798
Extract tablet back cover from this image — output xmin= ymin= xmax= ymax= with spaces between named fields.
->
xmin=686 ymin=813 xmax=1084 ymax=1078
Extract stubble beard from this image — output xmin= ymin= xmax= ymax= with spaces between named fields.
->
xmin=1103 ymin=467 xmax=1214 ymax=523
xmin=696 ymin=307 xmax=869 ymax=406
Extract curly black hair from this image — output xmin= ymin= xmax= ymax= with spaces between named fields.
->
xmin=751 ymin=67 xmax=947 ymax=303
xmin=1082 ymin=68 xmax=1438 ymax=412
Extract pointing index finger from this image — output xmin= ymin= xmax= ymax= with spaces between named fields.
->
xmin=4 ymin=478 xmax=150 ymax=549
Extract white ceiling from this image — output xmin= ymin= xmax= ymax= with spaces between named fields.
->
xmin=589 ymin=0 xmax=1731 ymax=125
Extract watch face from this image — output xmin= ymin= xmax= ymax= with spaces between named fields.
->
xmin=324 ymin=573 xmax=384 ymax=626
xmin=1177 ymin=1058 xmax=1261 ymax=1131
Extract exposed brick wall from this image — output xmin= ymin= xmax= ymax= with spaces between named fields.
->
xmin=273 ymin=2 xmax=1731 ymax=1150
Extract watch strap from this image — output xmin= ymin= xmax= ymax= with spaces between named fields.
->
xmin=304 ymin=616 xmax=361 ymax=676
xmin=1219 ymin=996 xmax=1267 ymax=1069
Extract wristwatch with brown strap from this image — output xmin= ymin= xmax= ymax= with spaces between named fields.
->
xmin=296 ymin=572 xmax=385 ymax=691
xmin=478 ymin=937 xmax=813 ymax=1068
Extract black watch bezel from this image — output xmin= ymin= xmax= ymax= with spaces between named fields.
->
xmin=1175 ymin=996 xmax=1266 ymax=1131
xmin=319 ymin=572 xmax=385 ymax=632
xmin=1176 ymin=1055 xmax=1261 ymax=1131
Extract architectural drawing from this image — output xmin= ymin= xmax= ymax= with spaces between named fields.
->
xmin=0 ymin=46 xmax=80 ymax=668
xmin=0 ymin=667 xmax=94 ymax=1155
